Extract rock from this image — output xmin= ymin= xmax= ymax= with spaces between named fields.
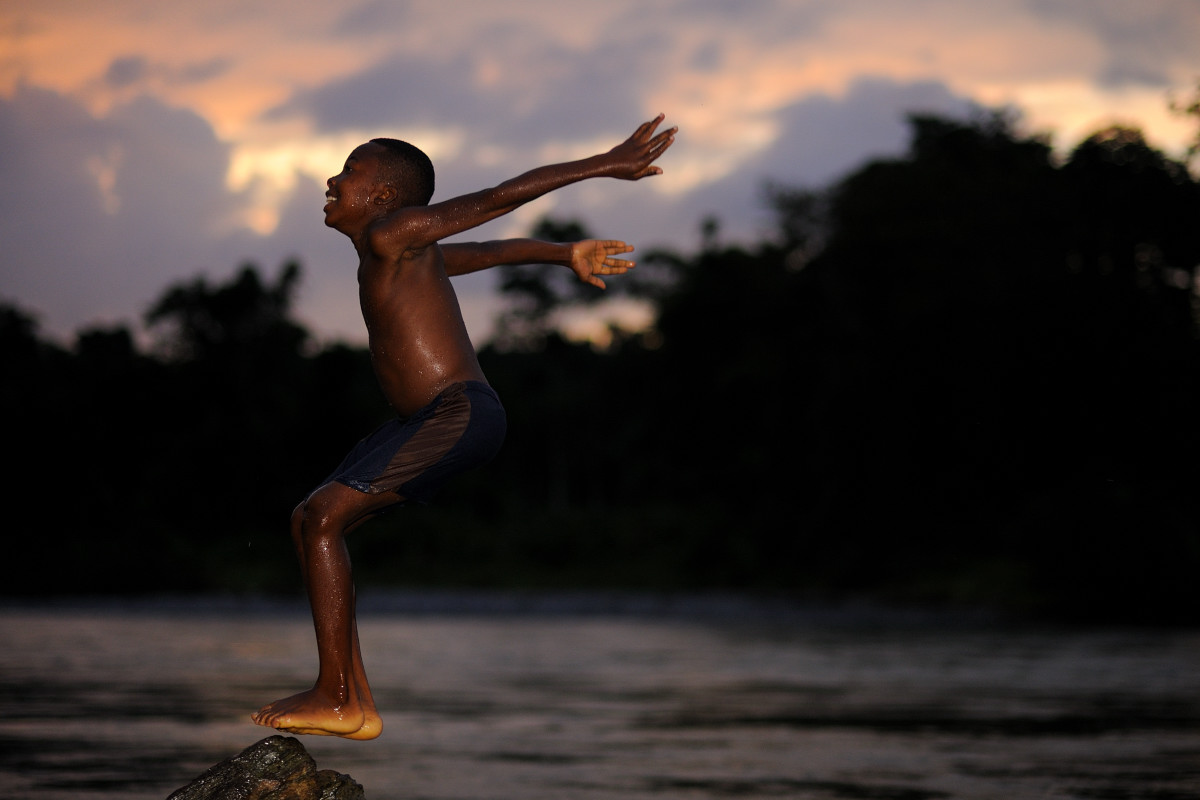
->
xmin=167 ymin=735 xmax=365 ymax=800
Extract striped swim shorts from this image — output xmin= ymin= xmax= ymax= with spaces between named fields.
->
xmin=323 ymin=381 xmax=506 ymax=504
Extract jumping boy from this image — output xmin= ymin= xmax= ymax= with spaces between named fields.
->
xmin=251 ymin=114 xmax=676 ymax=739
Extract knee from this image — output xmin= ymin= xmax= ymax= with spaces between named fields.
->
xmin=294 ymin=492 xmax=348 ymax=545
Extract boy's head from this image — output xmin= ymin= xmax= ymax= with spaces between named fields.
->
xmin=368 ymin=138 xmax=435 ymax=206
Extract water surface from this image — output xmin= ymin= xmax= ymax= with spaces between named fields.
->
xmin=1 ymin=594 xmax=1197 ymax=799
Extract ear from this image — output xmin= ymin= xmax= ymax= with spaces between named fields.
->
xmin=373 ymin=186 xmax=398 ymax=206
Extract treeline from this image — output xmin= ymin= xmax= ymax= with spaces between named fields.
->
xmin=4 ymin=111 xmax=1200 ymax=623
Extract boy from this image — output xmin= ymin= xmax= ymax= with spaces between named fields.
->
xmin=251 ymin=114 xmax=676 ymax=739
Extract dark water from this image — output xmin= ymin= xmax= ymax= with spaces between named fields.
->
xmin=1 ymin=594 xmax=1198 ymax=799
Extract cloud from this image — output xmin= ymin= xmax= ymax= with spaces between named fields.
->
xmin=2 ymin=0 xmax=1196 ymax=347
xmin=548 ymin=77 xmax=980 ymax=251
xmin=268 ymin=26 xmax=655 ymax=148
xmin=103 ymin=55 xmax=148 ymax=88
xmin=0 ymin=81 xmax=509 ymax=346
xmin=0 ymin=85 xmax=256 ymax=336
xmin=754 ymin=77 xmax=979 ymax=186
xmin=0 ymin=84 xmax=130 ymax=330
xmin=1027 ymin=0 xmax=1200 ymax=88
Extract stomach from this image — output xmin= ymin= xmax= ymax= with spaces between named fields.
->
xmin=370 ymin=343 xmax=487 ymax=416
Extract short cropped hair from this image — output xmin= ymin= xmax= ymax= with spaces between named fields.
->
xmin=369 ymin=138 xmax=435 ymax=206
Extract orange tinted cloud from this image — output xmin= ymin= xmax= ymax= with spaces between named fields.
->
xmin=2 ymin=0 xmax=1196 ymax=343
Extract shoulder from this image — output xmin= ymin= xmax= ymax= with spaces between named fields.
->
xmin=363 ymin=218 xmax=444 ymax=274
xmin=364 ymin=206 xmax=429 ymax=260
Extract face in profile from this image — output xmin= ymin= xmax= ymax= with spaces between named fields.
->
xmin=323 ymin=143 xmax=390 ymax=229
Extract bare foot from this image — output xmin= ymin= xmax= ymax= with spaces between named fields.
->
xmin=252 ymin=687 xmax=366 ymax=738
xmin=281 ymin=702 xmax=383 ymax=741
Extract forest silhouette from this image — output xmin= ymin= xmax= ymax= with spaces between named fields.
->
xmin=4 ymin=110 xmax=1199 ymax=624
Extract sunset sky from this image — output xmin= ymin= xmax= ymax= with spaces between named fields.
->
xmin=2 ymin=0 xmax=1198 ymax=346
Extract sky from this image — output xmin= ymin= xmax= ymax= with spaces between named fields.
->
xmin=2 ymin=0 xmax=1198 ymax=348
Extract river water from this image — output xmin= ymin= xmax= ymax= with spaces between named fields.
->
xmin=0 ymin=593 xmax=1197 ymax=800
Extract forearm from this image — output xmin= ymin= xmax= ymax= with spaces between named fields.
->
xmin=478 ymin=114 xmax=671 ymax=219
xmin=442 ymin=239 xmax=572 ymax=277
xmin=483 ymin=156 xmax=610 ymax=216
xmin=444 ymin=156 xmax=609 ymax=233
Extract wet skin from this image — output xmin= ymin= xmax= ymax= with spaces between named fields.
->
xmin=252 ymin=115 xmax=676 ymax=739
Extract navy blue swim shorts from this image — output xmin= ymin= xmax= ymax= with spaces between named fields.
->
xmin=323 ymin=381 xmax=506 ymax=504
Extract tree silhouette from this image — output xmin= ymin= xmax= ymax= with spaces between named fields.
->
xmin=3 ymin=108 xmax=1198 ymax=621
xmin=1170 ymin=79 xmax=1200 ymax=165
xmin=146 ymin=261 xmax=308 ymax=362
xmin=749 ymin=111 xmax=1200 ymax=615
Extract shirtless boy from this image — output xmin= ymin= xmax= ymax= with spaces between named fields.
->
xmin=251 ymin=115 xmax=676 ymax=739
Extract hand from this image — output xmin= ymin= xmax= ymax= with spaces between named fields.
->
xmin=603 ymin=114 xmax=677 ymax=180
xmin=569 ymin=240 xmax=635 ymax=289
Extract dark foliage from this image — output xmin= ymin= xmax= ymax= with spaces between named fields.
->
xmin=4 ymin=111 xmax=1198 ymax=623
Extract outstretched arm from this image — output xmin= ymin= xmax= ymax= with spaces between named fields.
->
xmin=376 ymin=115 xmax=676 ymax=253
xmin=443 ymin=239 xmax=635 ymax=289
